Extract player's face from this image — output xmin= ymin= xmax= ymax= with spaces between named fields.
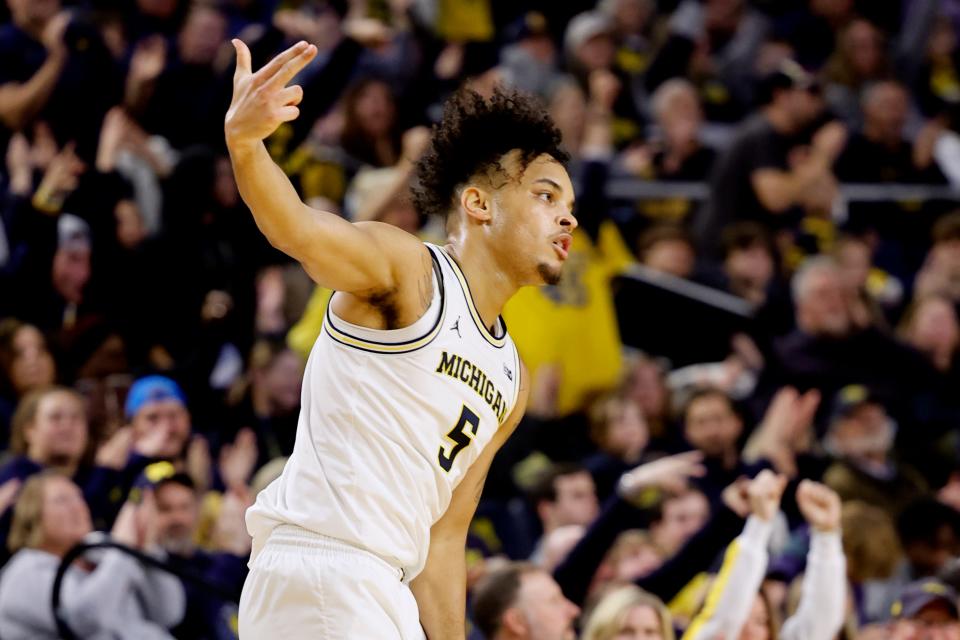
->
xmin=492 ymin=152 xmax=577 ymax=286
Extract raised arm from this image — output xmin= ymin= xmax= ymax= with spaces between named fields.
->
xmin=411 ymin=366 xmax=529 ymax=640
xmin=224 ymin=40 xmax=428 ymax=303
xmin=780 ymin=481 xmax=846 ymax=640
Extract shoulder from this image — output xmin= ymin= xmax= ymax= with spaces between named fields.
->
xmin=354 ymin=221 xmax=432 ymax=280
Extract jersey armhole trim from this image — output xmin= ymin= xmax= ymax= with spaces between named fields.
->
xmin=323 ymin=248 xmax=446 ymax=354
xmin=434 ymin=245 xmax=507 ymax=349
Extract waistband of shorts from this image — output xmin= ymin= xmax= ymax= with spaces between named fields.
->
xmin=266 ymin=524 xmax=405 ymax=581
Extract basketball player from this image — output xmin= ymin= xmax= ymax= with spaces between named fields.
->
xmin=226 ymin=40 xmax=576 ymax=639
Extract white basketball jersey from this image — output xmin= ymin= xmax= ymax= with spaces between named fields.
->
xmin=246 ymin=243 xmax=522 ymax=581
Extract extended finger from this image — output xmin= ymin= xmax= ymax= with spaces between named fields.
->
xmin=277 ymin=84 xmax=304 ymax=106
xmin=232 ymin=39 xmax=252 ymax=82
xmin=265 ymin=44 xmax=317 ymax=89
xmin=255 ymin=40 xmax=311 ymax=86
xmin=276 ymin=105 xmax=301 ymax=122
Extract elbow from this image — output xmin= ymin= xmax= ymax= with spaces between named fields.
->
xmin=0 ymin=106 xmax=26 ymax=131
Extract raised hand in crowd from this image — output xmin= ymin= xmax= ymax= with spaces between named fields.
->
xmin=744 ymin=386 xmax=820 ymax=477
xmin=400 ymin=126 xmax=431 ymax=165
xmin=32 ymin=141 xmax=84 ymax=213
xmin=212 ymin=487 xmax=254 ymax=556
xmin=795 ymin=480 xmax=841 ymax=532
xmin=96 ymin=426 xmax=135 ymax=470
xmin=40 ymin=11 xmax=71 ymax=58
xmin=186 ymin=435 xmax=213 ymax=494
xmin=721 ymin=476 xmax=752 ymax=518
xmin=5 ymin=132 xmax=32 ymax=196
xmin=124 ymin=35 xmax=167 ymax=114
xmin=747 ymin=469 xmax=788 ymax=521
xmin=95 ymin=106 xmax=131 ymax=173
xmin=618 ymin=450 xmax=706 ymax=500
xmin=219 ymin=428 xmax=259 ymax=493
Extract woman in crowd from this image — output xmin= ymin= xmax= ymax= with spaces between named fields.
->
xmin=582 ymin=584 xmax=676 ymax=640
xmin=0 ymin=319 xmax=56 ymax=447
xmin=0 ymin=471 xmax=184 ymax=638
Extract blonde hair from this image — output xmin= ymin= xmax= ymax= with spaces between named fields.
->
xmin=842 ymin=500 xmax=902 ymax=582
xmin=606 ymin=529 xmax=663 ymax=567
xmin=8 ymin=470 xmax=66 ymax=553
xmin=581 ymin=584 xmax=675 ymax=640
xmin=10 ymin=386 xmax=85 ymax=456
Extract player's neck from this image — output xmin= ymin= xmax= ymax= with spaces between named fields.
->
xmin=444 ymin=240 xmax=518 ymax=334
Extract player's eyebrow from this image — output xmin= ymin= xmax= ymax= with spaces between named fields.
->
xmin=533 ymin=178 xmax=562 ymax=191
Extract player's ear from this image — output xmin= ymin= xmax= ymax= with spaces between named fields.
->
xmin=460 ymin=185 xmax=492 ymax=224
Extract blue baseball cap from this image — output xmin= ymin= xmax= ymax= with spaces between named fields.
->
xmin=124 ymin=375 xmax=187 ymax=420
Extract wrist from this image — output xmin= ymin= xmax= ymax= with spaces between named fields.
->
xmin=226 ymin=135 xmax=262 ymax=160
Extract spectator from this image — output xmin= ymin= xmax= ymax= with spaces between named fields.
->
xmin=886 ymin=579 xmax=960 ymax=639
xmin=896 ymin=499 xmax=960 ymax=580
xmin=834 ymin=80 xmax=944 ymax=184
xmin=529 ymin=463 xmax=600 ymax=561
xmin=472 ymin=561 xmax=580 ymax=640
xmin=581 ymin=584 xmax=675 ymax=640
xmin=153 ymin=473 xmax=249 ymax=640
xmin=645 ymin=78 xmax=716 ymax=182
xmin=138 ymin=2 xmax=231 ymax=149
xmin=0 ymin=319 xmax=56 ymax=443
xmin=717 ymin=222 xmax=776 ymax=306
xmin=222 ymin=339 xmax=302 ymax=469
xmin=822 ymin=19 xmax=892 ymax=128
xmin=126 ymin=375 xmax=191 ymax=462
xmin=648 ymin=488 xmax=710 ymax=557
xmin=0 ymin=471 xmax=185 ymax=638
xmin=832 ymin=233 xmax=902 ymax=327
xmin=680 ymin=388 xmax=764 ymax=501
xmin=840 ymin=500 xmax=903 ymax=625
xmin=564 ymin=10 xmax=643 ymax=147
xmin=586 ymin=391 xmax=650 ymax=499
xmin=898 ymin=295 xmax=960 ymax=376
xmin=696 ymin=60 xmax=845 ymax=255
xmin=914 ymin=211 xmax=960 ymax=304
xmin=821 ymin=385 xmax=928 ymax=517
xmin=637 ymin=224 xmax=696 ymax=279
xmin=597 ymin=530 xmax=665 ymax=584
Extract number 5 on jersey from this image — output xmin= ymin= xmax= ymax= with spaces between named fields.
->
xmin=438 ymin=405 xmax=480 ymax=472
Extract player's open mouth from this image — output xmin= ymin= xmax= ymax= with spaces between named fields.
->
xmin=552 ymin=235 xmax=571 ymax=260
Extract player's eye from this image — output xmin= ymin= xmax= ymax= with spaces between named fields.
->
xmin=537 ymin=192 xmax=554 ymax=203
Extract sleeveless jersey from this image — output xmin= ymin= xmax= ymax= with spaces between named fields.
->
xmin=246 ymin=243 xmax=522 ymax=581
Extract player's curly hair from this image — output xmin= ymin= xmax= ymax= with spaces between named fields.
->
xmin=413 ymin=87 xmax=569 ymax=220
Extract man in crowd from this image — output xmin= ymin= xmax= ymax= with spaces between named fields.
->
xmin=472 ymin=562 xmax=580 ymax=640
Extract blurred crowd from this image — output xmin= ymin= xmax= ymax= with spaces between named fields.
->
xmin=2 ymin=0 xmax=960 ymax=638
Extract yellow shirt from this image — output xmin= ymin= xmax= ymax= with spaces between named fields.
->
xmin=503 ymin=221 xmax=635 ymax=416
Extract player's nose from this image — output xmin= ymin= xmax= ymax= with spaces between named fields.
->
xmin=558 ymin=209 xmax=577 ymax=231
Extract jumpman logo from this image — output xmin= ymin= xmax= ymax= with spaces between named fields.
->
xmin=451 ymin=317 xmax=462 ymax=338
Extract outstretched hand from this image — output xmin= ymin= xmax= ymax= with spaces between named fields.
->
xmin=224 ymin=40 xmax=317 ymax=150
xmin=619 ymin=451 xmax=706 ymax=500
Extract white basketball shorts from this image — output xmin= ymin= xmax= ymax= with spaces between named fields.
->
xmin=238 ymin=524 xmax=426 ymax=639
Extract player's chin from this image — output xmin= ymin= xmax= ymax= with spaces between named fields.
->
xmin=535 ymin=261 xmax=563 ymax=286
